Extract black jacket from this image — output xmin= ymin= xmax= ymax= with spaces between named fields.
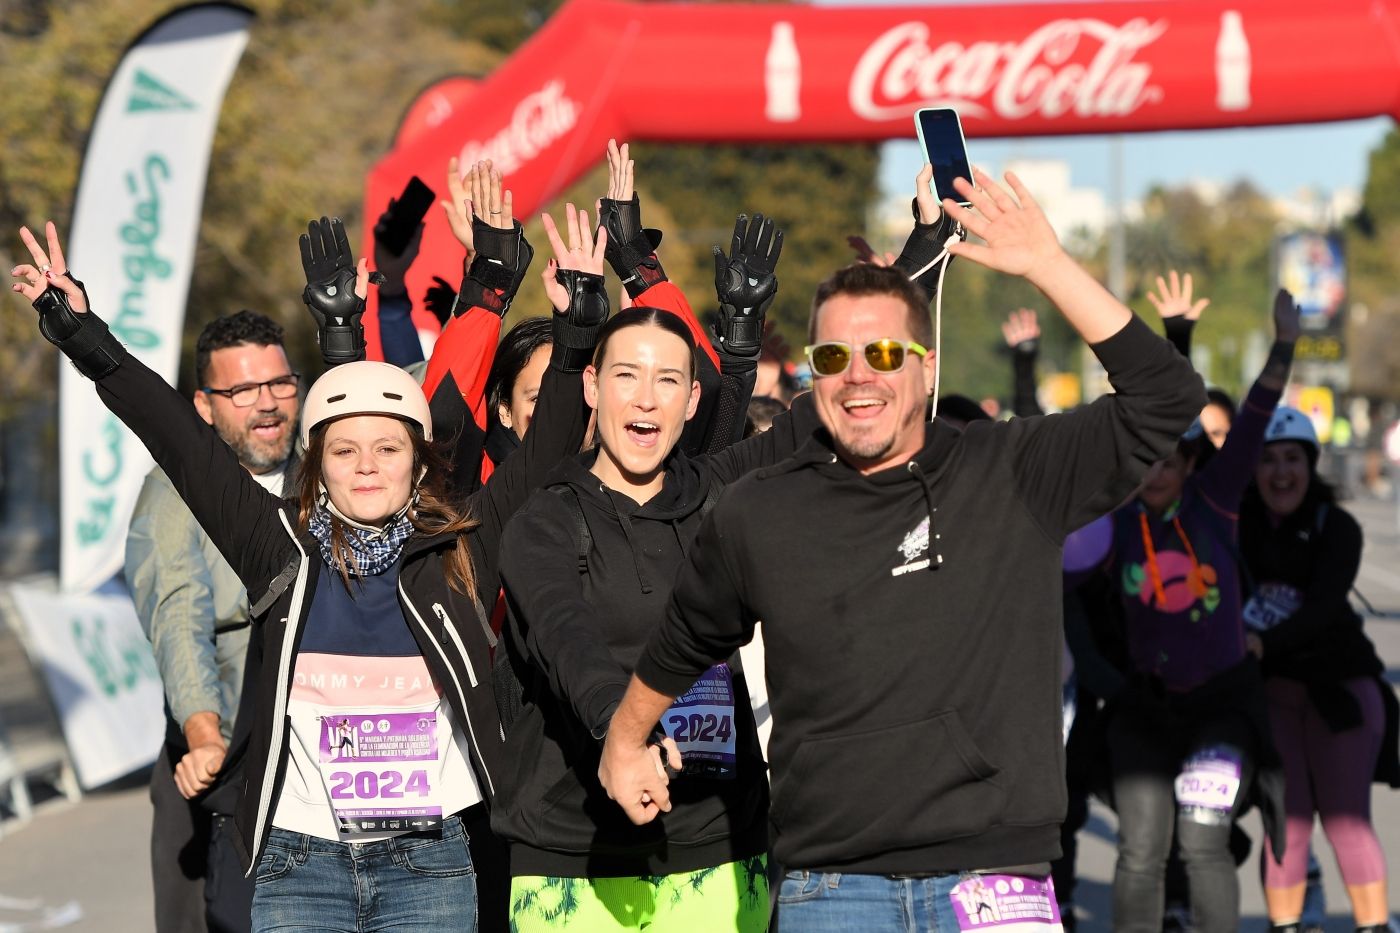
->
xmin=93 ymin=333 xmax=590 ymax=874
xmin=636 ymin=315 xmax=1205 ymax=874
xmin=1240 ymin=494 xmax=1400 ymax=785
xmin=493 ymin=397 xmax=820 ymax=876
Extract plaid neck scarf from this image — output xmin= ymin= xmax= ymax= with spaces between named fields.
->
xmin=309 ymin=501 xmax=413 ymax=576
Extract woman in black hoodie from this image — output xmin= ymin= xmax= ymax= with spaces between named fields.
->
xmin=492 ymin=146 xmax=810 ymax=932
xmin=1241 ymin=407 xmax=1399 ymax=933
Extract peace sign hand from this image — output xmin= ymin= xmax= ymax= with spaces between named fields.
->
xmin=12 ymin=221 xmax=87 ymax=313
xmin=13 ymin=221 xmax=126 ymax=380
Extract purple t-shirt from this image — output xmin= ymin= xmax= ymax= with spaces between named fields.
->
xmin=1115 ymin=381 xmax=1281 ymax=692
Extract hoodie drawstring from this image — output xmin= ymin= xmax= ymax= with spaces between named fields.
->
xmin=613 ymin=507 xmax=654 ymax=595
xmin=906 ymin=461 xmax=942 ymax=571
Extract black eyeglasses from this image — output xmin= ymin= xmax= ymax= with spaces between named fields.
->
xmin=201 ymin=374 xmax=301 ymax=408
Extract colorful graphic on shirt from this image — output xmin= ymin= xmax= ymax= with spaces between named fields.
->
xmin=1122 ymin=549 xmax=1221 ymax=620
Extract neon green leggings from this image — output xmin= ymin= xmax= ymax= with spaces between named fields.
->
xmin=510 ymin=855 xmax=769 ymax=932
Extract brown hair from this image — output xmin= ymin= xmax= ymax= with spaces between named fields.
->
xmin=592 ymin=306 xmax=698 ymax=380
xmin=296 ymin=420 xmax=478 ymax=594
xmin=809 ymin=263 xmax=932 ymax=347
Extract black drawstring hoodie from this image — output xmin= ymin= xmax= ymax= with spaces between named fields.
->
xmin=636 ymin=314 xmax=1206 ymax=874
xmin=492 ymin=393 xmax=823 ymax=876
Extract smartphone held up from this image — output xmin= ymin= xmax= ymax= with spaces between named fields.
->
xmin=375 ymin=175 xmax=436 ymax=257
xmin=914 ymin=108 xmax=973 ymax=206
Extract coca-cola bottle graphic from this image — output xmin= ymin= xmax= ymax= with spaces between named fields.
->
xmin=765 ymin=21 xmax=801 ymax=122
xmin=1215 ymin=11 xmax=1251 ymax=111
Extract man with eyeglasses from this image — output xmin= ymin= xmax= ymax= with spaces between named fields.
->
xmin=126 ymin=310 xmax=299 ymax=933
xmin=598 ymin=168 xmax=1206 ymax=930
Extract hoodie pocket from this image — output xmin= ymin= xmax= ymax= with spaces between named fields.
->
xmin=770 ymin=711 xmax=1005 ymax=864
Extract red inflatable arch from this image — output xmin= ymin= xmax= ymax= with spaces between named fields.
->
xmin=364 ymin=0 xmax=1400 ymax=357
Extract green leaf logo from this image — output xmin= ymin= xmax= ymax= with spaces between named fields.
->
xmin=127 ymin=69 xmax=195 ymax=113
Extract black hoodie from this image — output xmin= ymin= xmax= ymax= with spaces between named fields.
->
xmin=493 ymin=397 xmax=821 ymax=877
xmin=635 ymin=314 xmax=1205 ymax=874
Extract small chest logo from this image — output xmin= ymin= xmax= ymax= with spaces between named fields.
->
xmin=893 ymin=517 xmax=932 ymax=576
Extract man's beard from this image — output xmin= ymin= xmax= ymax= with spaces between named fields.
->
xmin=213 ymin=409 xmax=293 ymax=473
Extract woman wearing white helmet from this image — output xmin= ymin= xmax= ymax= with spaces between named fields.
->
xmin=1242 ymin=407 xmax=1400 ymax=933
xmin=11 ymin=205 xmax=608 ymax=933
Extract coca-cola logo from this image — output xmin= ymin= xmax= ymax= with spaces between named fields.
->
xmin=459 ymin=80 xmax=578 ymax=174
xmin=850 ymin=18 xmax=1167 ymax=122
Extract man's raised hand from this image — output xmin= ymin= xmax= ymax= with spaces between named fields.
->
xmin=943 ymin=169 xmax=1066 ymax=283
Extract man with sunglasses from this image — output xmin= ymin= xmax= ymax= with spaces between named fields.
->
xmin=599 ymin=168 xmax=1206 ymax=931
xmin=126 ymin=310 xmax=299 ymax=933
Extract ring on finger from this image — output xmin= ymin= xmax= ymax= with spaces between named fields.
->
xmin=39 ymin=264 xmax=50 ymax=274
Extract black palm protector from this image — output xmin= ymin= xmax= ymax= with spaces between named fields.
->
xmin=457 ymin=217 xmax=534 ymax=318
xmin=893 ymin=198 xmax=965 ymax=302
xmin=33 ymin=273 xmax=125 ymax=380
xmin=712 ymin=212 xmax=783 ymax=361
xmin=597 ymin=193 xmax=666 ymax=299
xmin=424 ymin=276 xmax=457 ymax=327
xmin=550 ymin=269 xmax=609 ymax=373
xmin=299 ymin=216 xmax=382 ymax=365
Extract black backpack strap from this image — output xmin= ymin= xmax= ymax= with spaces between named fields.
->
xmin=699 ymin=480 xmax=722 ymax=520
xmin=548 ymin=485 xmax=591 ymax=574
xmin=250 ymin=552 xmax=301 ymax=620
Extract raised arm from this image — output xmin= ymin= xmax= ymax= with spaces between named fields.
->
xmin=596 ymin=139 xmax=722 ymax=455
xmin=462 ymin=203 xmax=607 ymax=583
xmin=13 ymin=222 xmax=292 ymax=594
xmin=1146 ymin=269 xmax=1209 ymax=360
xmin=935 ymin=173 xmax=1204 ymax=537
xmin=701 ymin=211 xmax=784 ymax=451
xmin=1003 ymin=308 xmax=1044 ymax=418
xmin=946 ymin=169 xmax=1130 ymax=345
xmin=1196 ymin=290 xmax=1298 ymax=512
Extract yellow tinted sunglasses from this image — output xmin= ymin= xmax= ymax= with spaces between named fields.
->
xmin=804 ymin=339 xmax=928 ymax=377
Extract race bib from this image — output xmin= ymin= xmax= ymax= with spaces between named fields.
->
xmin=949 ymin=875 xmax=1063 ymax=931
xmin=319 ymin=711 xmax=442 ymax=836
xmin=1242 ymin=582 xmax=1303 ymax=632
xmin=662 ymin=664 xmax=736 ymax=779
xmin=1174 ymin=744 xmax=1242 ymax=813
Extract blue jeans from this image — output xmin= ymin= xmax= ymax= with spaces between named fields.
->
xmin=252 ymin=815 xmax=477 ymax=932
xmin=775 ymin=872 xmax=961 ymax=932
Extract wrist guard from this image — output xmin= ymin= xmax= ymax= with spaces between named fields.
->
xmin=457 ymin=219 xmax=534 ymax=317
xmin=550 ymin=269 xmax=609 ymax=373
xmin=598 ymin=194 xmax=666 ymax=299
xmin=33 ymin=275 xmax=125 ymax=380
xmin=893 ymin=199 xmax=964 ymax=299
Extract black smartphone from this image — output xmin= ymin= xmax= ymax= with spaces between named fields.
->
xmin=376 ymin=175 xmax=435 ymax=256
xmin=914 ymin=108 xmax=973 ymax=205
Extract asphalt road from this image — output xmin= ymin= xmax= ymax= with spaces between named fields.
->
xmin=2 ymin=493 xmax=1399 ymax=932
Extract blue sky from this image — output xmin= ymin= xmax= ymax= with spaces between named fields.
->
xmin=806 ymin=0 xmax=1395 ymax=201
xmin=878 ymin=118 xmax=1393 ymax=203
